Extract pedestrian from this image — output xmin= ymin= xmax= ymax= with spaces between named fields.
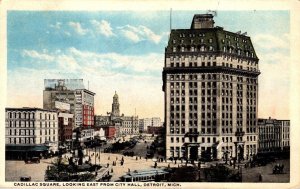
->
xmin=136 ymin=156 xmax=138 ymax=161
xmin=107 ymin=163 xmax=109 ymax=168
xmin=111 ymin=168 xmax=113 ymax=173
xmin=168 ymin=163 xmax=170 ymax=168
xmin=258 ymin=174 xmax=262 ymax=182
xmin=175 ymin=159 xmax=177 ymax=164
xmin=154 ymin=162 xmax=157 ymax=168
xmin=128 ymin=168 xmax=130 ymax=173
xmin=146 ymin=157 xmax=148 ymax=161
xmin=116 ymin=157 xmax=118 ymax=160
xmin=140 ymin=156 xmax=142 ymax=159
xmin=108 ymin=156 xmax=110 ymax=160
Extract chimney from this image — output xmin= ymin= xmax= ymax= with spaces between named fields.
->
xmin=191 ymin=14 xmax=214 ymax=29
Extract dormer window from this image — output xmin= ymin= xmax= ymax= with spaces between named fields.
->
xmin=209 ymin=38 xmax=213 ymax=43
xmin=173 ymin=39 xmax=176 ymax=44
xmin=173 ymin=47 xmax=176 ymax=52
xmin=201 ymin=46 xmax=205 ymax=52
xmin=200 ymin=38 xmax=204 ymax=43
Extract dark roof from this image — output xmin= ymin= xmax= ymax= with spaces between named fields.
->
xmin=166 ymin=27 xmax=258 ymax=60
xmin=5 ymin=107 xmax=57 ymax=112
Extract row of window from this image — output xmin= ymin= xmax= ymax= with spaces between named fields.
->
xmin=6 ymin=136 xmax=58 ymax=145
xmin=7 ymin=112 xmax=56 ymax=120
xmin=7 ymin=121 xmax=57 ymax=128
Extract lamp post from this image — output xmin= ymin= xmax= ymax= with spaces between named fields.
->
xmin=198 ymin=160 xmax=201 ymax=181
xmin=94 ymin=146 xmax=96 ymax=165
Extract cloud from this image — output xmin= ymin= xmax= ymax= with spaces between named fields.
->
xmin=19 ymin=47 xmax=163 ymax=77
xmin=90 ymin=19 xmax=115 ymax=37
xmin=253 ymin=33 xmax=289 ymax=51
xmin=22 ymin=50 xmax=55 ymax=62
xmin=50 ymin=22 xmax=62 ymax=30
xmin=68 ymin=22 xmax=88 ymax=35
xmin=9 ymin=47 xmax=165 ymax=118
xmin=118 ymin=25 xmax=163 ymax=44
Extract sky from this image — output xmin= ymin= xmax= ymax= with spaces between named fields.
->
xmin=7 ymin=10 xmax=290 ymax=120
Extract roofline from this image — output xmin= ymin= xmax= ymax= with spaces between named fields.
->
xmin=76 ymin=89 xmax=96 ymax=95
xmin=170 ymin=27 xmax=251 ymax=38
xmin=5 ymin=107 xmax=58 ymax=112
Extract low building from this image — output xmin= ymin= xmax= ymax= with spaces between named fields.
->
xmin=5 ymin=107 xmax=58 ymax=160
xmin=147 ymin=126 xmax=164 ymax=135
xmin=103 ymin=125 xmax=116 ymax=139
xmin=258 ymin=117 xmax=290 ymax=154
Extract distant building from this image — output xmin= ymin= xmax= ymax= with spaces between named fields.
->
xmin=258 ymin=117 xmax=290 ymax=153
xmin=95 ymin=91 xmax=139 ymax=137
xmin=163 ymin=14 xmax=260 ymax=161
xmin=43 ymin=79 xmax=95 ymax=129
xmin=147 ymin=126 xmax=164 ymax=135
xmin=5 ymin=107 xmax=58 ymax=159
xmin=139 ymin=117 xmax=162 ymax=132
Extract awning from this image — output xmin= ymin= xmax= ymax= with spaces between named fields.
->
xmin=6 ymin=145 xmax=49 ymax=152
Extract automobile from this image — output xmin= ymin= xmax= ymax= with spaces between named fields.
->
xmin=20 ymin=176 xmax=31 ymax=181
xmin=25 ymin=157 xmax=40 ymax=164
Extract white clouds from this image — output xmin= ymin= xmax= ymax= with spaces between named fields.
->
xmin=253 ymin=33 xmax=289 ymax=51
xmin=122 ymin=29 xmax=140 ymax=43
xmin=50 ymin=22 xmax=62 ymax=29
xmin=20 ymin=47 xmax=163 ymax=77
xmin=118 ymin=25 xmax=163 ymax=44
xmin=253 ymin=33 xmax=290 ymax=118
xmin=22 ymin=50 xmax=55 ymax=62
xmin=90 ymin=19 xmax=115 ymax=37
xmin=68 ymin=22 xmax=88 ymax=35
xmin=48 ymin=20 xmax=165 ymax=45
xmin=10 ymin=48 xmax=164 ymax=118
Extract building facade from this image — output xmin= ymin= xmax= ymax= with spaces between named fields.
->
xmin=163 ymin=14 xmax=260 ymax=161
xmin=43 ymin=79 xmax=95 ymax=129
xmin=5 ymin=108 xmax=58 ymax=159
xmin=74 ymin=89 xmax=95 ymax=128
xmin=58 ymin=112 xmax=73 ymax=144
xmin=139 ymin=117 xmax=162 ymax=132
xmin=258 ymin=118 xmax=290 ymax=153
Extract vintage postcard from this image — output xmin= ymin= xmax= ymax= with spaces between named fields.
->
xmin=0 ymin=0 xmax=300 ymax=188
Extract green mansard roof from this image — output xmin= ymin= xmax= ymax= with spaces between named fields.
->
xmin=166 ymin=27 xmax=258 ymax=61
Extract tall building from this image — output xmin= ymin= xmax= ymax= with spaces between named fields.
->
xmin=5 ymin=108 xmax=58 ymax=159
xmin=43 ymin=79 xmax=95 ymax=128
xmin=258 ymin=117 xmax=290 ymax=153
xmin=111 ymin=91 xmax=120 ymax=118
xmin=163 ymin=14 xmax=260 ymax=161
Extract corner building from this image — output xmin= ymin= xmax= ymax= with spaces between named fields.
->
xmin=163 ymin=14 xmax=260 ymax=161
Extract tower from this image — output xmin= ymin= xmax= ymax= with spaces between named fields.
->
xmin=111 ymin=91 xmax=120 ymax=117
xmin=163 ymin=14 xmax=260 ymax=161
